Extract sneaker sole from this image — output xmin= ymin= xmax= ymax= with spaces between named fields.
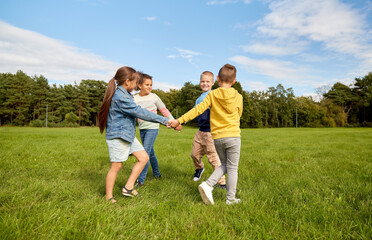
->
xmin=198 ymin=185 xmax=213 ymax=205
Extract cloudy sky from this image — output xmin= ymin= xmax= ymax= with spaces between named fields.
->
xmin=0 ymin=0 xmax=371 ymax=97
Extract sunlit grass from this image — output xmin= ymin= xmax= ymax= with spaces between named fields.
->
xmin=0 ymin=127 xmax=371 ymax=239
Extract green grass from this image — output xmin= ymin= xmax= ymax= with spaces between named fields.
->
xmin=0 ymin=126 xmax=371 ymax=239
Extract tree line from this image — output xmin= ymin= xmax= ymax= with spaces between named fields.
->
xmin=0 ymin=70 xmax=371 ymax=128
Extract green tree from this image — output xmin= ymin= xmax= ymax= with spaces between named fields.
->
xmin=31 ymin=75 xmax=49 ymax=120
xmin=353 ymin=72 xmax=372 ymax=124
xmin=2 ymin=71 xmax=34 ymax=125
xmin=176 ymin=82 xmax=202 ymax=118
xmin=324 ymin=82 xmax=359 ymax=124
xmin=79 ymin=80 xmax=107 ymax=126
xmin=295 ymin=97 xmax=326 ymax=127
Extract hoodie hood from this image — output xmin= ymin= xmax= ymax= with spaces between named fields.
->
xmin=213 ymin=88 xmax=240 ymax=114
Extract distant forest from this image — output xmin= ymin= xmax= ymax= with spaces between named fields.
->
xmin=0 ymin=70 xmax=371 ymax=128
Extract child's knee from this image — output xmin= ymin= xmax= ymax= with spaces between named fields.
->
xmin=111 ymin=163 xmax=122 ymax=172
xmin=139 ymin=154 xmax=149 ymax=164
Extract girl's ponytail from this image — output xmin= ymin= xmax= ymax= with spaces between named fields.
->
xmin=98 ymin=78 xmax=116 ymax=133
xmin=98 ymin=66 xmax=138 ymax=134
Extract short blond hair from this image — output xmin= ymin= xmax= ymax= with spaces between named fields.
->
xmin=200 ymin=71 xmax=214 ymax=81
xmin=218 ymin=64 xmax=236 ymax=83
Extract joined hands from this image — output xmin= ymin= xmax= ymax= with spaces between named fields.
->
xmin=167 ymin=119 xmax=182 ymax=132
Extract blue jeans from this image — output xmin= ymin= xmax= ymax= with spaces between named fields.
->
xmin=138 ymin=129 xmax=161 ymax=183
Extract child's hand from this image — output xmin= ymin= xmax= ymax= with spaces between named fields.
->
xmin=167 ymin=120 xmax=175 ymax=128
xmin=167 ymin=119 xmax=180 ymax=129
xmin=174 ymin=124 xmax=182 ymax=132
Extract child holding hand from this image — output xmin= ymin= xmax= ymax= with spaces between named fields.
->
xmin=168 ymin=64 xmax=243 ymax=205
xmin=134 ymin=73 xmax=181 ymax=186
xmin=98 ymin=66 xmax=169 ymax=203
xmin=190 ymin=71 xmax=226 ymax=187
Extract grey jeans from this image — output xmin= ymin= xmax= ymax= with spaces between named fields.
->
xmin=206 ymin=137 xmax=241 ymax=201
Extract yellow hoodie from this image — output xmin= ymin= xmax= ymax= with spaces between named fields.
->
xmin=178 ymin=88 xmax=243 ymax=139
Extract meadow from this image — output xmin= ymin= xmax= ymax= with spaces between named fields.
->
xmin=0 ymin=126 xmax=371 ymax=239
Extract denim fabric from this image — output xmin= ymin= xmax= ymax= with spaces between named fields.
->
xmin=105 ymin=86 xmax=168 ymax=142
xmin=137 ymin=129 xmax=161 ymax=183
xmin=106 ymin=137 xmax=144 ymax=162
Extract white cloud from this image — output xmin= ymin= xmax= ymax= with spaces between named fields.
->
xmin=145 ymin=17 xmax=157 ymax=21
xmin=230 ymin=55 xmax=305 ymax=82
xmin=303 ymin=92 xmax=320 ymax=101
xmin=233 ymin=0 xmax=372 ymax=95
xmin=168 ymin=48 xmax=202 ymax=63
xmin=0 ymin=21 xmax=120 ymax=84
xmin=153 ymin=81 xmax=181 ymax=91
xmin=245 ymin=81 xmax=270 ymax=92
xmin=240 ymin=41 xmax=307 ymax=56
xmin=256 ymin=0 xmax=372 ymax=61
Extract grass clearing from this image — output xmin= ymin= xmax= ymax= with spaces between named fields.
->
xmin=0 ymin=127 xmax=371 ymax=239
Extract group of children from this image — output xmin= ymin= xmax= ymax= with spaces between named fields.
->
xmin=98 ymin=64 xmax=243 ymax=205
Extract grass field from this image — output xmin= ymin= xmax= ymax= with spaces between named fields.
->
xmin=0 ymin=126 xmax=371 ymax=239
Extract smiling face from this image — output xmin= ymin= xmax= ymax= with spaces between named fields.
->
xmin=139 ymin=78 xmax=153 ymax=96
xmin=200 ymin=74 xmax=214 ymax=93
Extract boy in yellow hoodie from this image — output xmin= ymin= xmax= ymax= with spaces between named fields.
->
xmin=168 ymin=64 xmax=243 ymax=205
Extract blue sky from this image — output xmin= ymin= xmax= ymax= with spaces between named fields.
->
xmin=0 ymin=0 xmax=371 ymax=97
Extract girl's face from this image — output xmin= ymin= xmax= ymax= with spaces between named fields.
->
xmin=139 ymin=78 xmax=152 ymax=96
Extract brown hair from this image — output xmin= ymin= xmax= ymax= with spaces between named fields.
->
xmin=98 ymin=66 xmax=139 ymax=133
xmin=135 ymin=72 xmax=152 ymax=91
xmin=200 ymin=71 xmax=214 ymax=81
xmin=218 ymin=64 xmax=236 ymax=83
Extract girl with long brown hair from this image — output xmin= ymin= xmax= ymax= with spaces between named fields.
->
xmin=98 ymin=66 xmax=169 ymax=203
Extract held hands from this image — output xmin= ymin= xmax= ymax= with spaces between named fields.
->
xmin=167 ymin=119 xmax=181 ymax=131
xmin=174 ymin=124 xmax=182 ymax=131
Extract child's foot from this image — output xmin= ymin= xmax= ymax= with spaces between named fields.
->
xmin=198 ymin=181 xmax=214 ymax=205
xmin=107 ymin=197 xmax=117 ymax=204
xmin=226 ymin=198 xmax=241 ymax=205
xmin=154 ymin=174 xmax=161 ymax=179
xmin=193 ymin=168 xmax=204 ymax=181
xmin=216 ymin=184 xmax=227 ymax=190
xmin=122 ymin=186 xmax=139 ymax=197
xmin=135 ymin=179 xmax=144 ymax=187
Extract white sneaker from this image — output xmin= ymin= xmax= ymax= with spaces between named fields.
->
xmin=226 ymin=198 xmax=241 ymax=205
xmin=198 ymin=182 xmax=214 ymax=205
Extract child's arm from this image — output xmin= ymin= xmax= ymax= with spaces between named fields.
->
xmin=155 ymin=95 xmax=175 ymax=120
xmin=238 ymin=94 xmax=243 ymax=117
xmin=177 ymin=94 xmax=212 ymax=125
xmin=117 ymin=96 xmax=168 ymax=126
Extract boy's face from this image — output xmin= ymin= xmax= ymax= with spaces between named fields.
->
xmin=200 ymin=75 xmax=213 ymax=92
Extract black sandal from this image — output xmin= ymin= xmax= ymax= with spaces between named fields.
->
xmin=107 ymin=197 xmax=117 ymax=203
xmin=122 ymin=186 xmax=139 ymax=197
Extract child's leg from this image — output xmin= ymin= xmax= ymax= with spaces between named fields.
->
xmin=206 ymin=138 xmax=227 ymax=187
xmin=191 ymin=131 xmax=205 ymax=169
xmin=125 ymin=150 xmax=149 ymax=189
xmin=146 ymin=129 xmax=160 ymax=177
xmin=204 ymin=132 xmax=226 ymax=185
xmin=224 ymin=138 xmax=241 ymax=201
xmin=138 ymin=129 xmax=160 ymax=183
xmin=148 ymin=147 xmax=161 ymax=177
xmin=106 ymin=162 xmax=122 ymax=200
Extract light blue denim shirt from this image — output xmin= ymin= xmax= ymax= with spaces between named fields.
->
xmin=105 ymin=86 xmax=168 ymax=142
